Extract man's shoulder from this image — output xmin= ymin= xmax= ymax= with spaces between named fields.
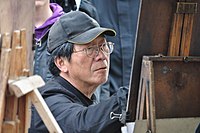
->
xmin=38 ymin=78 xmax=63 ymax=94
xmin=38 ymin=77 xmax=75 ymax=98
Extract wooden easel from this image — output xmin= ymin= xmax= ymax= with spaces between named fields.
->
xmin=9 ymin=75 xmax=63 ymax=133
xmin=133 ymin=1 xmax=200 ymax=133
xmin=134 ymin=56 xmax=200 ymax=133
xmin=0 ymin=29 xmax=31 ymax=133
xmin=0 ymin=30 xmax=63 ymax=133
xmin=0 ymin=33 xmax=12 ymax=133
xmin=168 ymin=1 xmax=197 ymax=56
xmin=0 ymin=0 xmax=34 ymax=131
xmin=127 ymin=0 xmax=200 ymax=122
xmin=0 ymin=1 xmax=63 ymax=132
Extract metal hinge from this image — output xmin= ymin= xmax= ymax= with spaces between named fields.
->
xmin=176 ymin=2 xmax=198 ymax=14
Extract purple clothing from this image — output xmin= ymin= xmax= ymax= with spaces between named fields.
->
xmin=35 ymin=3 xmax=64 ymax=40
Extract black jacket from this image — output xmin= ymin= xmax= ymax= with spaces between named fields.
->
xmin=29 ymin=76 xmax=128 ymax=133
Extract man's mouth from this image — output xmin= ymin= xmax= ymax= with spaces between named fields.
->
xmin=95 ymin=67 xmax=107 ymax=71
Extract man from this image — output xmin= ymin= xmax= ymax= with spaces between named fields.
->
xmin=29 ymin=11 xmax=128 ymax=133
xmin=34 ymin=0 xmax=64 ymax=82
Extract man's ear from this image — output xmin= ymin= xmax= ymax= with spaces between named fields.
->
xmin=54 ymin=57 xmax=68 ymax=73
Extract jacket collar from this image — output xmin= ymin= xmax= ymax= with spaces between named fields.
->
xmin=55 ymin=76 xmax=97 ymax=106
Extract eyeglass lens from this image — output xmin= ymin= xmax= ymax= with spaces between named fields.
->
xmin=86 ymin=42 xmax=114 ymax=58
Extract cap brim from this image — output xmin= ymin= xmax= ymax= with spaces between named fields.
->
xmin=67 ymin=27 xmax=116 ymax=44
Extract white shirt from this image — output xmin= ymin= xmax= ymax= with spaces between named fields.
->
xmin=75 ymin=0 xmax=81 ymax=11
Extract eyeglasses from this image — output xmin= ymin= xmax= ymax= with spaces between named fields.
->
xmin=73 ymin=42 xmax=114 ymax=58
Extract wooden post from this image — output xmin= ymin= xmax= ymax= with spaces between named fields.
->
xmin=0 ymin=33 xmax=12 ymax=133
xmin=180 ymin=13 xmax=195 ymax=56
xmin=20 ymin=29 xmax=30 ymax=77
xmin=167 ymin=13 xmax=184 ymax=56
xmin=20 ymin=29 xmax=31 ymax=133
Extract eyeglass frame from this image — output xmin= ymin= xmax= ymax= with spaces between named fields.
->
xmin=73 ymin=41 xmax=114 ymax=58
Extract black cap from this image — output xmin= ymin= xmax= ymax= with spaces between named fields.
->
xmin=47 ymin=11 xmax=116 ymax=53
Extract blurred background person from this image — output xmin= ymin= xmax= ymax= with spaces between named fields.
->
xmin=91 ymin=0 xmax=140 ymax=101
xmin=34 ymin=0 xmax=64 ymax=82
xmin=50 ymin=0 xmax=99 ymax=20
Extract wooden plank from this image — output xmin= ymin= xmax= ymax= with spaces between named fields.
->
xmin=19 ymin=29 xmax=31 ymax=132
xmin=9 ymin=30 xmax=22 ymax=79
xmin=18 ymin=96 xmax=25 ymax=133
xmin=147 ymin=61 xmax=156 ymax=133
xmin=142 ymin=60 xmax=156 ymax=133
xmin=135 ymin=73 xmax=145 ymax=120
xmin=145 ymin=79 xmax=150 ymax=132
xmin=9 ymin=75 xmax=45 ymax=98
xmin=20 ymin=29 xmax=30 ymax=76
xmin=25 ymin=96 xmax=31 ymax=133
xmin=168 ymin=1 xmax=196 ymax=56
xmin=135 ymin=60 xmax=149 ymax=120
xmin=189 ymin=1 xmax=200 ymax=56
xmin=167 ymin=13 xmax=184 ymax=56
xmin=2 ymin=121 xmax=16 ymax=133
xmin=18 ymin=29 xmax=27 ymax=133
xmin=180 ymin=14 xmax=194 ymax=56
xmin=28 ymin=89 xmax=63 ymax=133
xmin=0 ymin=33 xmax=12 ymax=133
xmin=3 ymin=96 xmax=18 ymax=132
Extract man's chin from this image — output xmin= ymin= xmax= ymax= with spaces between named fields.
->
xmin=98 ymin=77 xmax=108 ymax=85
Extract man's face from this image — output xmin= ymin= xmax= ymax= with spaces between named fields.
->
xmin=65 ymin=36 xmax=110 ymax=87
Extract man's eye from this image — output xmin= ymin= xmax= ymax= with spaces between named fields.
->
xmin=102 ymin=43 xmax=107 ymax=47
xmin=86 ymin=47 xmax=95 ymax=54
xmin=87 ymin=47 xmax=94 ymax=51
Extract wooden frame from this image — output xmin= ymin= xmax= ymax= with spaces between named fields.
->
xmin=135 ymin=56 xmax=200 ymax=133
xmin=9 ymin=75 xmax=63 ymax=133
xmin=127 ymin=0 xmax=200 ymax=121
xmin=0 ymin=31 xmax=63 ymax=132
xmin=0 ymin=0 xmax=34 ymax=132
